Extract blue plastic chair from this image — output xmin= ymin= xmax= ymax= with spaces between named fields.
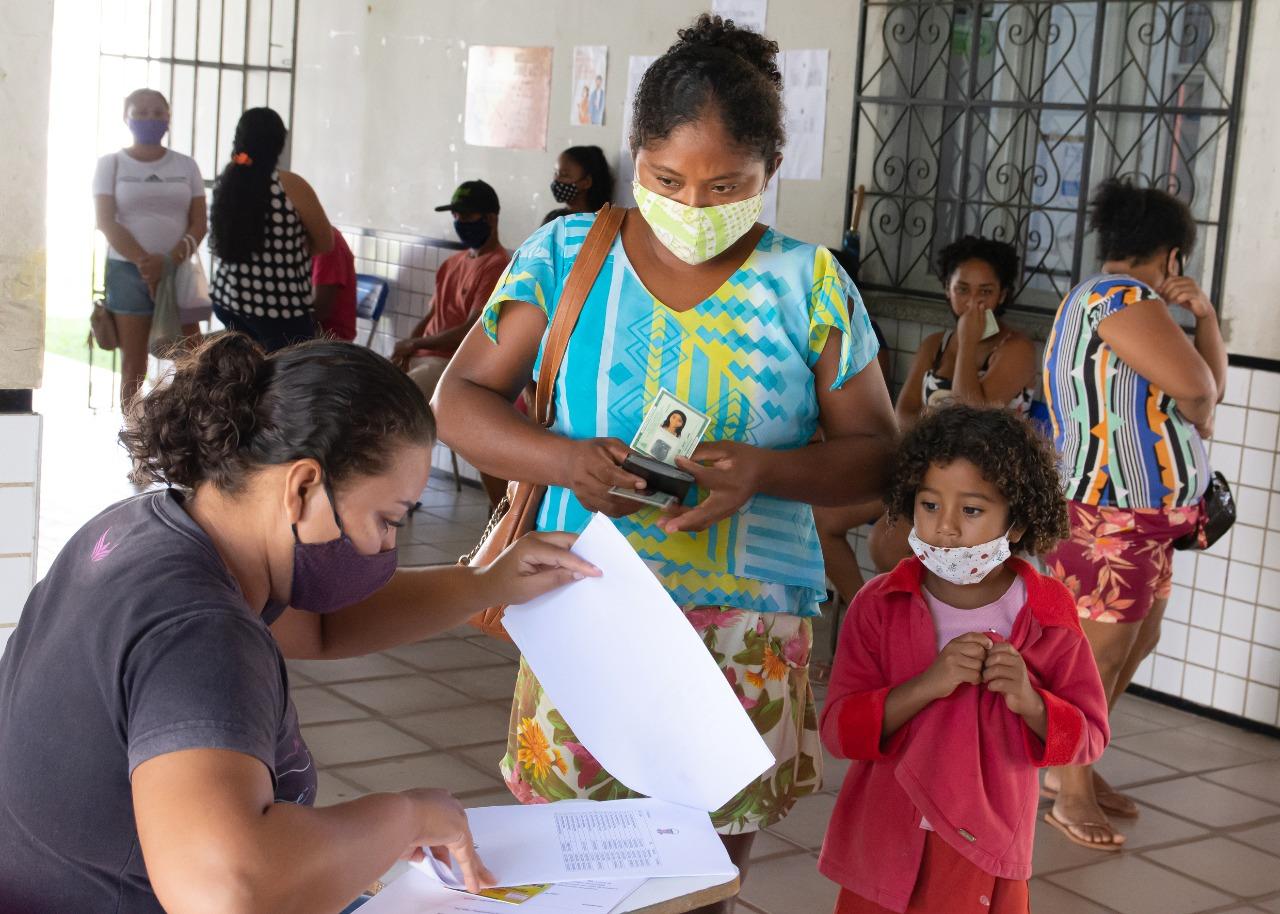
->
xmin=354 ymin=273 xmax=390 ymax=348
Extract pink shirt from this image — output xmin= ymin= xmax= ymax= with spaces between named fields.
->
xmin=923 ymin=576 xmax=1026 ymax=652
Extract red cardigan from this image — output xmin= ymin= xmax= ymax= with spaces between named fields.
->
xmin=817 ymin=558 xmax=1109 ymax=913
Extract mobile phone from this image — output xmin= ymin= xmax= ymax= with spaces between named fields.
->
xmin=1174 ymin=249 xmax=1186 ymax=277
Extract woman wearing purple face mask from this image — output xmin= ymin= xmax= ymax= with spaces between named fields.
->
xmin=0 ymin=334 xmax=598 ymax=914
xmin=93 ymin=88 xmax=206 ymax=404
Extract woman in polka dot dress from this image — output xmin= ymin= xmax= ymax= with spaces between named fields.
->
xmin=209 ymin=107 xmax=334 ymax=352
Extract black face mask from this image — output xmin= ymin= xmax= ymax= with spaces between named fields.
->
xmin=550 ymin=179 xmax=578 ymax=204
xmin=454 ymin=218 xmax=492 ymax=249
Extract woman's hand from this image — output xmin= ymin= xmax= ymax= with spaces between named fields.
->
xmin=660 ymin=441 xmax=768 ymax=534
xmin=137 ymin=252 xmax=168 ymax=287
xmin=1158 ymin=276 xmax=1215 ymax=320
xmin=954 ymin=301 xmax=988 ymax=350
xmin=478 ymin=531 xmax=600 ymax=606
xmin=401 ymin=788 xmax=495 ymax=893
xmin=564 ymin=438 xmax=649 ymax=517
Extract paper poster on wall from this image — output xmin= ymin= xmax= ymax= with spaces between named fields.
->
xmin=778 ymin=49 xmax=829 ymax=181
xmin=464 ymin=45 xmax=553 ymax=150
xmin=615 ymin=54 xmax=658 ymax=206
xmin=711 ymin=0 xmax=767 ymax=32
xmin=570 ymin=45 xmax=608 ymax=126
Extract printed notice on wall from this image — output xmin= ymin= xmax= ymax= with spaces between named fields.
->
xmin=711 ymin=0 xmax=767 ymax=32
xmin=615 ymin=54 xmax=658 ymax=206
xmin=464 ymin=45 xmax=553 ymax=150
xmin=779 ymin=49 xmax=829 ymax=181
xmin=570 ymin=45 xmax=608 ymax=126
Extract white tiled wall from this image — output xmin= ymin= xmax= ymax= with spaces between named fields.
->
xmin=338 ymin=226 xmax=482 ymax=485
xmin=854 ymin=312 xmax=1280 ymax=727
xmin=0 ymin=414 xmax=42 ymax=652
xmin=1129 ymin=362 xmax=1280 ymax=726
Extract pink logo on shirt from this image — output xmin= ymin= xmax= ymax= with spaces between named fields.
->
xmin=90 ymin=528 xmax=117 ymax=563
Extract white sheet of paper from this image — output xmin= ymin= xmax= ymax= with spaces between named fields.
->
xmin=778 ymin=49 xmax=829 ymax=181
xmin=711 ymin=0 xmax=767 ymax=33
xmin=501 ymin=515 xmax=774 ymax=812
xmin=418 ymin=799 xmax=736 ymax=889
xmin=615 ymin=55 xmax=658 ymax=207
xmin=360 ymin=869 xmax=643 ymax=914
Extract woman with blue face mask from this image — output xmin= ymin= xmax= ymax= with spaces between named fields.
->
xmin=0 ymin=334 xmax=597 ymax=914
xmin=93 ymin=88 xmax=207 ymax=404
xmin=435 ymin=14 xmax=896 ymax=911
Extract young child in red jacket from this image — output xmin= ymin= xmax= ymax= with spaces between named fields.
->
xmin=819 ymin=405 xmax=1109 ymax=914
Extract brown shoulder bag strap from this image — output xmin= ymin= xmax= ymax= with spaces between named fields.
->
xmin=533 ymin=203 xmax=627 ymax=426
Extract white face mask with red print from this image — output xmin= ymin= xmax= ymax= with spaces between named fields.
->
xmin=908 ymin=527 xmax=1013 ymax=586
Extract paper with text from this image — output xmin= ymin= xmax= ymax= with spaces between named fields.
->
xmin=501 ymin=514 xmax=774 ymax=811
xmin=417 ymin=800 xmax=735 ymax=890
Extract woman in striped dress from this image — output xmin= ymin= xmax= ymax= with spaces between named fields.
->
xmin=1040 ymin=178 xmax=1227 ymax=851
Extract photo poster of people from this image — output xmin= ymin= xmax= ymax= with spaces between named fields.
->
xmin=570 ymin=45 xmax=608 ymax=126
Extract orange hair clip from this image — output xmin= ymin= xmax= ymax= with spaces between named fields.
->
xmin=232 ymin=152 xmax=253 ymax=166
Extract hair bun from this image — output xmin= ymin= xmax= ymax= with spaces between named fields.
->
xmin=121 ymin=333 xmax=268 ymax=489
xmin=676 ymin=13 xmax=781 ymax=88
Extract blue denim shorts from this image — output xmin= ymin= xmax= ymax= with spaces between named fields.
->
xmin=104 ymin=258 xmax=155 ymax=316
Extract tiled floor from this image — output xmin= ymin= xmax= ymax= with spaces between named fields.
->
xmin=32 ymin=360 xmax=1280 ymax=913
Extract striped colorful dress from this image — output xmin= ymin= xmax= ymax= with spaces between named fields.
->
xmin=1043 ymin=274 xmax=1208 ymax=510
xmin=480 ymin=212 xmax=880 ymax=833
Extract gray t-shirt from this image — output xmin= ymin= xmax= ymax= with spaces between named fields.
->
xmin=0 ymin=490 xmax=315 ymax=913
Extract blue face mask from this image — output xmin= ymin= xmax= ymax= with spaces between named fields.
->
xmin=454 ymin=218 xmax=492 ymax=249
xmin=127 ymin=118 xmax=168 ymax=145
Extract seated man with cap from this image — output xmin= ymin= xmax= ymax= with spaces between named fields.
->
xmin=393 ymin=179 xmax=510 ymax=401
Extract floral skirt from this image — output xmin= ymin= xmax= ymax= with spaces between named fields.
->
xmin=1045 ymin=501 xmax=1202 ymax=623
xmin=499 ymin=606 xmax=822 ymax=835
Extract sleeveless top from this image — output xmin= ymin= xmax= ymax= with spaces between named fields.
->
xmin=481 ymin=213 xmax=881 ymax=617
xmin=922 ymin=330 xmax=1034 ymax=415
xmin=1044 ymin=274 xmax=1208 ymax=509
xmin=210 ymin=171 xmax=312 ymax=319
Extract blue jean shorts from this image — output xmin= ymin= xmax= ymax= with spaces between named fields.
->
xmin=104 ymin=258 xmax=155 ymax=316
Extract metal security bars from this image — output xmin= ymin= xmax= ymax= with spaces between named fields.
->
xmin=96 ymin=0 xmax=300 ymax=185
xmin=848 ymin=1 xmax=1251 ymax=313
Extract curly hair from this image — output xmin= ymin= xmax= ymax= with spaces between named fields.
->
xmin=121 ymin=333 xmax=435 ymax=493
xmin=1089 ymin=177 xmax=1196 ymax=264
xmin=884 ymin=405 xmax=1069 ymax=556
xmin=936 ymin=235 xmax=1021 ymax=315
xmin=629 ymin=14 xmax=784 ymax=165
xmin=210 ymin=107 xmax=288 ymax=263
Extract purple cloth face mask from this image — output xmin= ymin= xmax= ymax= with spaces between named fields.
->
xmin=127 ymin=118 xmax=169 ymax=145
xmin=288 ymin=484 xmax=398 ymax=614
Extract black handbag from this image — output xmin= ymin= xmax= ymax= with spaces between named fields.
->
xmin=1173 ymin=471 xmax=1236 ymax=551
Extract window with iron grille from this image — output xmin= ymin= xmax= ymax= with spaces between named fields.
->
xmin=848 ymin=0 xmax=1251 ymax=313
xmin=96 ymin=0 xmax=300 ymax=186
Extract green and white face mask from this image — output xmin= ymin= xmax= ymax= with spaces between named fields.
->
xmin=632 ymin=181 xmax=765 ymax=266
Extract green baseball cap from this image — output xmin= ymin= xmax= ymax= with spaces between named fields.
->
xmin=434 ymin=179 xmax=500 ymax=214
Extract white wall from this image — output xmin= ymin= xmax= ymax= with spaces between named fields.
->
xmin=290 ymin=0 xmax=860 ymax=253
xmin=1219 ymin=0 xmax=1280 ymax=362
xmin=0 ymin=0 xmax=53 ymax=390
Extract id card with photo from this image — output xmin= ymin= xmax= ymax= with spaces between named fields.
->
xmin=631 ymin=389 xmax=710 ymax=466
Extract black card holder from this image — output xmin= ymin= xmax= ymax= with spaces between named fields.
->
xmin=621 ymin=452 xmax=695 ymax=502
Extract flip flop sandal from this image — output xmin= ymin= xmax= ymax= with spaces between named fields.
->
xmin=1039 ymin=784 xmax=1140 ymax=819
xmin=1042 ymin=810 xmax=1124 ymax=852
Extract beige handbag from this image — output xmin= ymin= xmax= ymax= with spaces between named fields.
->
xmin=463 ymin=204 xmax=626 ymax=639
xmin=90 ymin=297 xmax=119 ymax=351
